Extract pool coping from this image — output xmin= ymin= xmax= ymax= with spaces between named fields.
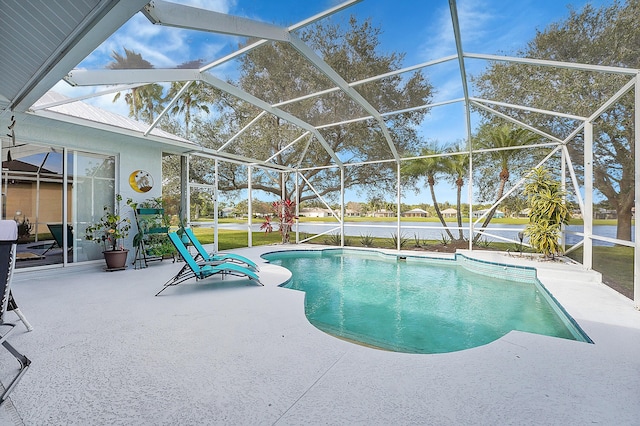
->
xmin=267 ymin=245 xmax=602 ymax=338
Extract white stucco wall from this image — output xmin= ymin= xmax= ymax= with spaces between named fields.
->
xmin=14 ymin=112 xmax=171 ymax=264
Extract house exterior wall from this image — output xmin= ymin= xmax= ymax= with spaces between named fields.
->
xmin=9 ymin=116 xmax=166 ymax=264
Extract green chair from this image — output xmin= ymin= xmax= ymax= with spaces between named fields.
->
xmin=42 ymin=224 xmax=73 ymax=255
xmin=156 ymin=232 xmax=262 ymax=296
xmin=183 ymin=228 xmax=259 ymax=271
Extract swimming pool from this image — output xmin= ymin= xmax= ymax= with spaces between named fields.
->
xmin=263 ymin=249 xmax=591 ymax=354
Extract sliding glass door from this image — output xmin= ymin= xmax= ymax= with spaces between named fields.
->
xmin=72 ymin=151 xmax=115 ymax=262
xmin=1 ymin=143 xmax=115 ymax=267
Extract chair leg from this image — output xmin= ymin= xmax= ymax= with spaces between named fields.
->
xmin=0 ymin=337 xmax=31 ymax=405
xmin=155 ymin=263 xmax=194 ymax=296
xmin=8 ymin=293 xmax=33 ymax=331
xmin=40 ymin=241 xmax=58 ymax=256
xmin=11 ymin=308 xmax=33 ymax=332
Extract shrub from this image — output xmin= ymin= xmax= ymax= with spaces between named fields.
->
xmin=391 ymin=232 xmax=409 ymax=249
xmin=360 ymin=233 xmax=374 ymax=247
xmin=523 ymin=167 xmax=569 ymax=259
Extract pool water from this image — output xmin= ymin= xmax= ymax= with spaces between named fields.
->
xmin=263 ymin=249 xmax=591 ymax=354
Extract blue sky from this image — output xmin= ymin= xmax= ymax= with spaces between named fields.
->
xmin=53 ymin=0 xmax=613 ymax=205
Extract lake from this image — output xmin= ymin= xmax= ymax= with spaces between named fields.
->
xmin=215 ymin=221 xmax=633 ymax=246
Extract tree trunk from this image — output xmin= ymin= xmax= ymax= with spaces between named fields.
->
xmin=616 ymin=207 xmax=633 ymax=241
xmin=429 ymin=177 xmax=455 ymax=241
xmin=473 ymin=177 xmax=507 ymax=244
xmin=456 ymin=178 xmax=464 ymax=241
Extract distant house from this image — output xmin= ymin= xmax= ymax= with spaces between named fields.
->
xmin=344 ymin=209 xmax=360 ymax=217
xmin=594 ymin=209 xmax=617 ymax=219
xmin=441 ymin=208 xmax=457 ymax=218
xmin=403 ymin=208 xmax=429 ymax=218
xmin=372 ymin=209 xmax=395 ymax=218
xmin=220 ymin=207 xmax=235 ymax=218
xmin=299 ymin=207 xmax=332 ymax=218
xmin=472 ymin=209 xmax=505 ymax=219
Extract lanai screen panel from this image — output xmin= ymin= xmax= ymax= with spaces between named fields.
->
xmin=74 ymin=9 xmax=252 ymax=71
xmin=316 ymin=120 xmax=396 ymax=164
xmin=280 ymin=91 xmax=371 ymax=128
xmin=302 ymin=0 xmax=458 ymax=73
xmin=591 ymin=96 xmax=635 ymax=245
xmin=230 ymin=41 xmax=338 ymax=107
xmin=213 ymin=113 xmax=310 ymax=165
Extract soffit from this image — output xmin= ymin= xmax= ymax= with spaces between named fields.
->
xmin=0 ymin=0 xmax=148 ymax=115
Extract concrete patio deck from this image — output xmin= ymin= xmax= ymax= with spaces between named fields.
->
xmin=1 ymin=245 xmax=639 ymax=425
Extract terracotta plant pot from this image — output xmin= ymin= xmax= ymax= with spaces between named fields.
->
xmin=103 ymin=249 xmax=129 ymax=270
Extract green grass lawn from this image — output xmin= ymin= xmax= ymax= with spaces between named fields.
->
xmin=566 ymin=245 xmax=633 ymax=298
xmin=190 ymin=228 xmax=282 ymax=250
xmin=209 ymin=216 xmax=624 ymax=226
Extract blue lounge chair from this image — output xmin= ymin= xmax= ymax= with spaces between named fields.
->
xmin=183 ymin=228 xmax=259 ymax=271
xmin=156 ymin=232 xmax=262 ymax=296
xmin=0 ymin=220 xmax=31 ymax=405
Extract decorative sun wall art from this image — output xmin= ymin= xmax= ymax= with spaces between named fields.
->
xmin=129 ymin=170 xmax=153 ymax=193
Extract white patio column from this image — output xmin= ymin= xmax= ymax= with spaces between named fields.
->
xmin=181 ymin=155 xmax=189 ymax=227
xmin=561 ymin=147 xmax=567 ymax=251
xmin=467 ymin=139 xmax=474 ymax=251
xmin=634 ymin=76 xmax=640 ymax=309
xmin=340 ymin=167 xmax=345 ymax=247
xmin=65 ymin=149 xmax=71 ymax=264
xmin=396 ymin=162 xmax=401 ymax=251
xmin=583 ymin=121 xmax=593 ymax=270
xmin=214 ymin=159 xmax=219 ymax=253
xmin=295 ymin=170 xmax=300 ymax=244
xmin=247 ymin=165 xmax=252 ymax=248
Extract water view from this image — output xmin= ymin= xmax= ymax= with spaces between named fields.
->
xmin=217 ymin=221 xmax=632 ymax=247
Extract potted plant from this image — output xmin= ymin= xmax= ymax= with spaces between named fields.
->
xmin=146 ymin=234 xmax=176 ymax=259
xmin=85 ymin=195 xmax=132 ymax=270
xmin=15 ymin=216 xmax=33 ymax=242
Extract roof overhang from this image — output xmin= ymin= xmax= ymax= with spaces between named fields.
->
xmin=0 ymin=0 xmax=149 ymax=116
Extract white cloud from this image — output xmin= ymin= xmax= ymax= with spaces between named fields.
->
xmin=455 ymin=0 xmax=497 ymax=50
xmin=174 ymin=0 xmax=236 ymax=13
xmin=416 ymin=5 xmax=453 ymax=62
xmin=423 ymin=0 xmax=499 ymax=59
xmin=417 ymin=0 xmax=530 ymax=62
xmin=50 ymin=81 xmax=84 ymax=98
xmin=90 ymin=93 xmax=131 ymax=118
xmin=79 ymin=0 xmax=238 ymax=70
xmin=44 ymin=81 xmax=131 ymax=119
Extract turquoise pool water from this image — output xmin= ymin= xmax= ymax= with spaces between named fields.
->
xmin=263 ymin=249 xmax=591 ymax=354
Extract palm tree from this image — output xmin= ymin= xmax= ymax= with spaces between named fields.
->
xmin=403 ymin=143 xmax=455 ymax=241
xmin=139 ymin=83 xmax=165 ymax=124
xmin=444 ymin=142 xmax=469 ymax=240
xmin=165 ymin=60 xmax=215 ymax=139
xmin=366 ymin=196 xmax=385 ymax=216
xmin=472 ymin=124 xmax=539 ymax=243
xmin=108 ymin=48 xmax=163 ymax=123
xmin=168 ymin=81 xmax=212 ymax=139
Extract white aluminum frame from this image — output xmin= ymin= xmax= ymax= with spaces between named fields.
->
xmin=48 ymin=0 xmax=640 ymax=307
